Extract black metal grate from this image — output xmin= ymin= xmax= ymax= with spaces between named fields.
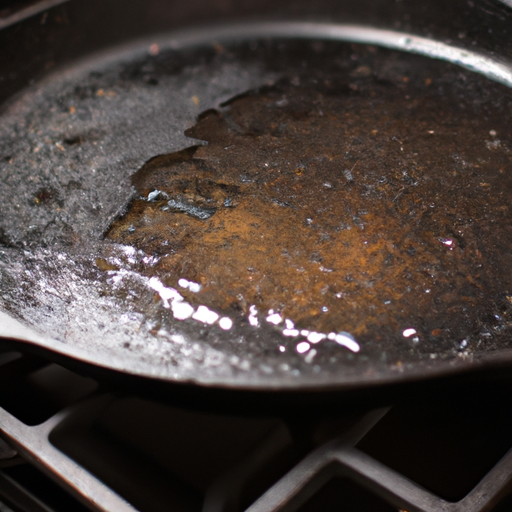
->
xmin=1 ymin=350 xmax=512 ymax=512
xmin=247 ymin=410 xmax=512 ymax=512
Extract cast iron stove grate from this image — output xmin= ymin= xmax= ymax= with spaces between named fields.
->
xmin=1 ymin=349 xmax=512 ymax=512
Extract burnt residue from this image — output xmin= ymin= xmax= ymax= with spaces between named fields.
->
xmin=33 ymin=187 xmax=61 ymax=207
xmin=107 ymin=75 xmax=512 ymax=346
xmin=109 ymin=144 xmax=242 ymax=252
xmin=0 ymin=226 xmax=14 ymax=248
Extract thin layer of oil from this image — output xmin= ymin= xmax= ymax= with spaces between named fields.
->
xmin=106 ymin=77 xmax=512 ymax=343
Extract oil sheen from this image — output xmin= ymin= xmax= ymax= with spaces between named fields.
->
xmin=106 ymin=73 xmax=512 ymax=344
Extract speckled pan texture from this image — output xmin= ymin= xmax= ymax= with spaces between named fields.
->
xmin=1 ymin=24 xmax=512 ymax=389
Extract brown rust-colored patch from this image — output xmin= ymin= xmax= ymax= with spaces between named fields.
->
xmin=106 ymin=80 xmax=512 ymax=339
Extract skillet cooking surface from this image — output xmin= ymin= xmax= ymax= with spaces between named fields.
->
xmin=2 ymin=24 xmax=512 ymax=389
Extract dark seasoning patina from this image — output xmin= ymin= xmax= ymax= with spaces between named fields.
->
xmin=1 ymin=36 xmax=512 ymax=387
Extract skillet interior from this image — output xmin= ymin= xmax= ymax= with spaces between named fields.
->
xmin=1 ymin=0 xmax=512 ymax=391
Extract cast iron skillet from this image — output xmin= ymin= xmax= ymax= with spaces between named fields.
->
xmin=1 ymin=0 xmax=512 ymax=392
